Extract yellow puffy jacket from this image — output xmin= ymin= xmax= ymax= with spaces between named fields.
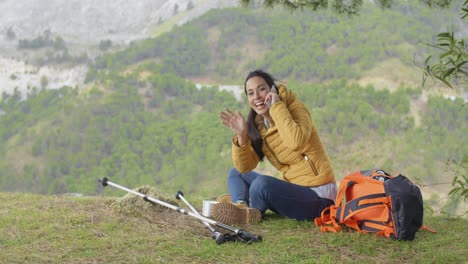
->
xmin=232 ymin=84 xmax=335 ymax=187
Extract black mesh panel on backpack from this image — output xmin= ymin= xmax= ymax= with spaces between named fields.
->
xmin=384 ymin=175 xmax=424 ymax=240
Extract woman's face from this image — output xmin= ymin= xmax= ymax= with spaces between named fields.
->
xmin=245 ymin=76 xmax=271 ymax=116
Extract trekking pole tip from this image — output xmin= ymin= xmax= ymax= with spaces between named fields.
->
xmin=212 ymin=231 xmax=225 ymax=245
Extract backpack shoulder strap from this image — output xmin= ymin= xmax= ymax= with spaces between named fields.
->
xmin=420 ymin=225 xmax=437 ymax=233
xmin=314 ymin=206 xmax=342 ymax=233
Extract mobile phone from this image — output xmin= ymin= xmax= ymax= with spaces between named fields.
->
xmin=271 ymin=85 xmax=277 ymax=94
xmin=266 ymin=85 xmax=277 ymax=108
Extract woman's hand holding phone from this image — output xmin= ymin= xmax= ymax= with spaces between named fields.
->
xmin=265 ymin=85 xmax=279 ymax=108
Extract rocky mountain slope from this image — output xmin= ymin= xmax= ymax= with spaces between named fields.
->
xmin=0 ymin=0 xmax=238 ymax=45
xmin=0 ymin=0 xmax=238 ymax=98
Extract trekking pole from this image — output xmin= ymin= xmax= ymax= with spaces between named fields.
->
xmin=175 ymin=191 xmax=227 ymax=244
xmin=98 ymin=177 xmax=262 ymax=244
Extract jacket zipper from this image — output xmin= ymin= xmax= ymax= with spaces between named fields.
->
xmin=304 ymin=154 xmax=319 ymax=176
xmin=263 ymin=134 xmax=286 ymax=167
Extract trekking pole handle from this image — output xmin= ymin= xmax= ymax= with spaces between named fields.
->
xmin=175 ymin=191 xmax=184 ymax=199
xmin=175 ymin=191 xmax=200 ymax=216
xmin=99 ymin=177 xmax=109 ymax=186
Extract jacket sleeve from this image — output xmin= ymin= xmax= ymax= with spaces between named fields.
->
xmin=269 ymin=100 xmax=313 ymax=151
xmin=231 ymin=135 xmax=260 ymax=173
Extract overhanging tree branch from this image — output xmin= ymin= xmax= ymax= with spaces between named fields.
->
xmin=239 ymin=0 xmax=453 ymax=15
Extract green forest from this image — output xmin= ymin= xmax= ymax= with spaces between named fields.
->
xmin=0 ymin=1 xmax=466 ymax=214
xmin=86 ymin=1 xmax=458 ymax=82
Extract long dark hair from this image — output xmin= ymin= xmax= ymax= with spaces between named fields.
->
xmin=244 ymin=70 xmax=276 ymax=161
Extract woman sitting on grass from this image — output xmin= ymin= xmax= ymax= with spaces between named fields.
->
xmin=211 ymin=69 xmax=336 ymax=225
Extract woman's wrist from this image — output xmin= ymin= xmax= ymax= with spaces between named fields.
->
xmin=237 ymin=133 xmax=248 ymax=146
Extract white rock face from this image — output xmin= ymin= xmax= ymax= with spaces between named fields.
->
xmin=0 ymin=57 xmax=87 ymax=98
xmin=0 ymin=0 xmax=239 ymax=98
xmin=0 ymin=0 xmax=238 ymax=45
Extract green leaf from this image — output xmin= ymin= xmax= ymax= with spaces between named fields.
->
xmin=456 ymin=60 xmax=468 ymax=68
xmin=452 ymin=175 xmax=459 ymax=185
xmin=424 ymin=55 xmax=432 ymax=64
xmin=462 ymin=11 xmax=468 ymax=19
xmin=449 ymin=188 xmax=459 ymax=196
xmin=442 ymin=68 xmax=456 ymax=78
xmin=439 ymin=51 xmax=452 ymax=59
xmin=435 ymin=76 xmax=453 ymax=88
xmin=462 ymin=189 xmax=468 ymax=199
xmin=437 ymin=32 xmax=451 ymax=39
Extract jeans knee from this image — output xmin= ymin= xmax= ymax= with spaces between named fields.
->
xmin=249 ymin=175 xmax=273 ymax=196
xmin=227 ymin=167 xmax=240 ymax=179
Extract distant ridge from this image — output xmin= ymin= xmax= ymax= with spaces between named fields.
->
xmin=0 ymin=0 xmax=238 ymax=46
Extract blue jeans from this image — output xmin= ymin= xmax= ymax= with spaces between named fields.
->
xmin=227 ymin=168 xmax=334 ymax=221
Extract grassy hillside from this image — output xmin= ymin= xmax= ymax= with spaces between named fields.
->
xmin=0 ymin=192 xmax=466 ymax=263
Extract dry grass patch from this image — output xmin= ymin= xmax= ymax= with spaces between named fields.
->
xmin=109 ymin=185 xmax=208 ymax=234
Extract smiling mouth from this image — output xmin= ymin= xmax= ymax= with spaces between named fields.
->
xmin=254 ymin=102 xmax=267 ymax=110
xmin=255 ymin=102 xmax=265 ymax=107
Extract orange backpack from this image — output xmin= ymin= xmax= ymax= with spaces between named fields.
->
xmin=315 ymin=169 xmax=434 ymax=240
